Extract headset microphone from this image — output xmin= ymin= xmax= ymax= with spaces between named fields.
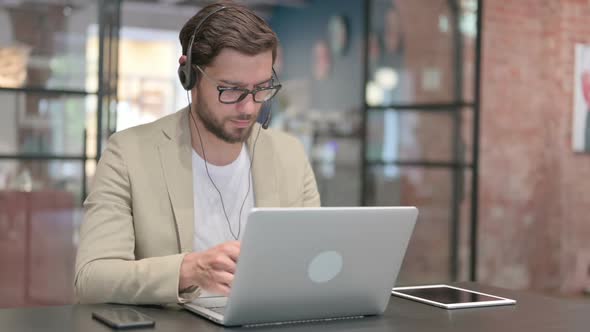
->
xmin=261 ymin=67 xmax=281 ymax=129
xmin=261 ymin=102 xmax=272 ymax=129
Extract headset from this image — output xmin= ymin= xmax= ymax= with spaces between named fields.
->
xmin=177 ymin=4 xmax=276 ymax=129
xmin=178 ymin=4 xmax=275 ymax=241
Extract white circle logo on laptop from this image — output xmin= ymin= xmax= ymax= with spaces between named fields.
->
xmin=307 ymin=251 xmax=343 ymax=283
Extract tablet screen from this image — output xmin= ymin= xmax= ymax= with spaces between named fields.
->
xmin=394 ymin=286 xmax=503 ymax=304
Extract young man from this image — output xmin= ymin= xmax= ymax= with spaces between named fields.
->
xmin=75 ymin=2 xmax=320 ymax=305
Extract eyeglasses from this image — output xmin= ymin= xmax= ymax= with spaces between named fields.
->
xmin=195 ymin=65 xmax=282 ymax=104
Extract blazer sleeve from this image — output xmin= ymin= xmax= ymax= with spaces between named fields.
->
xmin=74 ymin=133 xmax=198 ymax=304
xmin=302 ymin=147 xmax=321 ymax=207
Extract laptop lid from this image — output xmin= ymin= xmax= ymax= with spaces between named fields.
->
xmin=204 ymin=206 xmax=417 ymax=326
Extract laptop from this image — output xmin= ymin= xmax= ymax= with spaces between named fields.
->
xmin=183 ymin=206 xmax=418 ymax=327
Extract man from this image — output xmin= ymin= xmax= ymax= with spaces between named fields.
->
xmin=74 ymin=2 xmax=320 ymax=305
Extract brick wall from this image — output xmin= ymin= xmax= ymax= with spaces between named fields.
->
xmin=480 ymin=0 xmax=590 ymax=294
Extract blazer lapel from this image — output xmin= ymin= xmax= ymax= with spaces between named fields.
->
xmin=158 ymin=108 xmax=194 ymax=253
xmin=248 ymin=125 xmax=280 ymax=207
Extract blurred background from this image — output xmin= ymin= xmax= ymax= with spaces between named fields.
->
xmin=0 ymin=0 xmax=589 ymax=308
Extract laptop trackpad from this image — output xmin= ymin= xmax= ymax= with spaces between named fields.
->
xmin=192 ymin=296 xmax=228 ymax=308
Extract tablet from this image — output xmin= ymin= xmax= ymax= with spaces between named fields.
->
xmin=391 ymin=284 xmax=516 ymax=309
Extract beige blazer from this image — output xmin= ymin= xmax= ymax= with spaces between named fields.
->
xmin=74 ymin=108 xmax=320 ymax=304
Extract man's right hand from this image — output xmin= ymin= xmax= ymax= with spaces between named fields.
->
xmin=179 ymin=241 xmax=240 ymax=296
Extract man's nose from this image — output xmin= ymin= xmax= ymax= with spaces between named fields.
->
xmin=237 ymin=93 xmax=257 ymax=115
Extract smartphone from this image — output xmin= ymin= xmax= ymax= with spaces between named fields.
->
xmin=92 ymin=308 xmax=155 ymax=329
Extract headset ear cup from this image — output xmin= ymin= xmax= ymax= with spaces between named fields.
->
xmin=178 ymin=63 xmax=196 ymax=90
xmin=179 ymin=6 xmax=226 ymax=91
xmin=178 ymin=65 xmax=187 ymax=88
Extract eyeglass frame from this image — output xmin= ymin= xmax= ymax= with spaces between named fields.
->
xmin=194 ymin=65 xmax=282 ymax=104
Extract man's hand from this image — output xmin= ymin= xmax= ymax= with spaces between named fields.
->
xmin=179 ymin=241 xmax=240 ymax=296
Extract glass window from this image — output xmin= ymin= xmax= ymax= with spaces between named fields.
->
xmin=0 ymin=3 xmax=99 ymax=91
xmin=366 ymin=108 xmax=473 ymax=164
xmin=114 ymin=1 xmax=198 ymax=131
xmin=367 ymin=0 xmax=473 ymax=105
xmin=0 ymin=92 xmax=94 ymax=157
xmin=366 ymin=166 xmax=472 ymax=284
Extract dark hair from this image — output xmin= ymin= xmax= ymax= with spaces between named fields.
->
xmin=179 ymin=1 xmax=278 ymax=68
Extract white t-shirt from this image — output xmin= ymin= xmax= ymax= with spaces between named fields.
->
xmin=192 ymin=144 xmax=254 ymax=253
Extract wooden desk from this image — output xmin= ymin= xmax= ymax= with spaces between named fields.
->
xmin=0 ymin=283 xmax=588 ymax=331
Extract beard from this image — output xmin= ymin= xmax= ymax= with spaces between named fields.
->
xmin=195 ymin=93 xmax=256 ymax=144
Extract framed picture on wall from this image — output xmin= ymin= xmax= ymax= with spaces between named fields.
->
xmin=328 ymin=15 xmax=349 ymax=57
xmin=572 ymin=43 xmax=590 ymax=152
